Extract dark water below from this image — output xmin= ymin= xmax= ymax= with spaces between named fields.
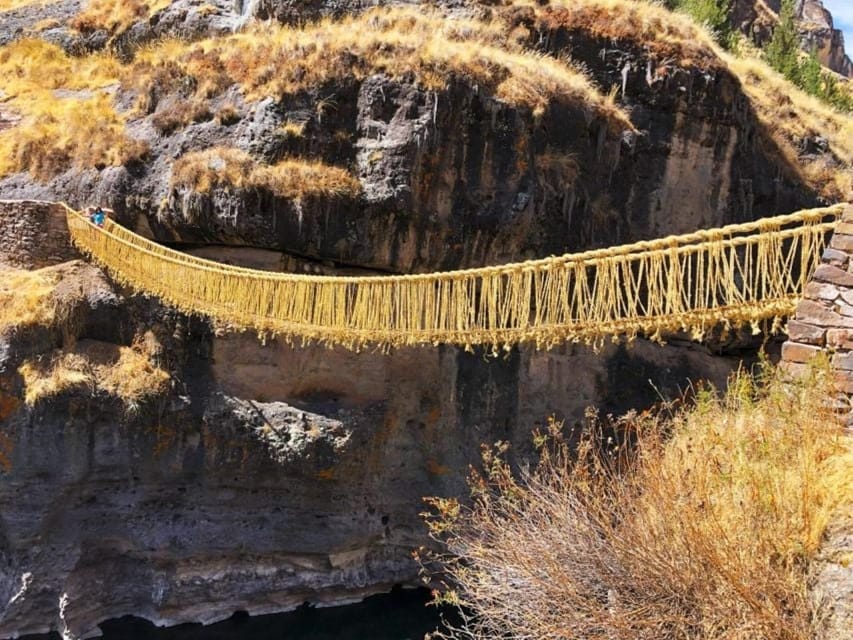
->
xmin=18 ymin=587 xmax=450 ymax=640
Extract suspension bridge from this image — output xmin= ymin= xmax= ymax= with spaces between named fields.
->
xmin=64 ymin=204 xmax=845 ymax=350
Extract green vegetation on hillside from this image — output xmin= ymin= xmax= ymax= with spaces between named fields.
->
xmin=666 ymin=0 xmax=734 ymax=47
xmin=425 ymin=364 xmax=853 ymax=640
xmin=765 ymin=0 xmax=853 ymax=113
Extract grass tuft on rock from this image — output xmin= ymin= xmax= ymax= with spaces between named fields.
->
xmin=131 ymin=6 xmax=632 ymax=126
xmin=18 ymin=338 xmax=170 ymax=408
xmin=0 ymin=267 xmax=58 ymax=331
xmin=171 ymin=147 xmax=362 ymax=200
xmin=0 ymin=39 xmax=146 ymax=180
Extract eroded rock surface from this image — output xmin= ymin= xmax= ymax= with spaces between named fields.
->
xmin=0 ymin=201 xmax=774 ymax=638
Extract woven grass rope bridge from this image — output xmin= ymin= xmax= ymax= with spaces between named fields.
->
xmin=64 ymin=204 xmax=844 ymax=350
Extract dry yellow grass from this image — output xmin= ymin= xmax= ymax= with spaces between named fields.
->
xmin=0 ymin=0 xmax=57 ymax=11
xmin=18 ymin=339 xmax=170 ymax=407
xmin=0 ymin=39 xmax=146 ymax=179
xmin=71 ymin=0 xmax=172 ymax=35
xmin=426 ymin=363 xmax=853 ymax=639
xmin=130 ymin=7 xmax=631 ymax=124
xmin=511 ymin=0 xmax=852 ymax=201
xmin=0 ymin=267 xmax=58 ymax=331
xmin=151 ymin=97 xmax=212 ymax=134
xmin=0 ymin=0 xmax=847 ymax=199
xmin=529 ymin=0 xmax=721 ymax=68
xmin=724 ymin=52 xmax=853 ymax=201
xmin=171 ymin=147 xmax=362 ymax=199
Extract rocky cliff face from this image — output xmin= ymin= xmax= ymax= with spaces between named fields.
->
xmin=0 ymin=0 xmax=842 ymax=637
xmin=0 ymin=203 xmax=767 ymax=639
xmin=796 ymin=0 xmax=853 ymax=77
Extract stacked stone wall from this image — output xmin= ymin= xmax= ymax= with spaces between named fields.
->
xmin=781 ymin=204 xmax=853 ymax=640
xmin=782 ymin=205 xmax=853 ymax=407
xmin=0 ymin=200 xmax=79 ymax=269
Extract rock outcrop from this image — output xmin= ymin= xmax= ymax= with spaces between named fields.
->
xmin=796 ymin=0 xmax=852 ymax=78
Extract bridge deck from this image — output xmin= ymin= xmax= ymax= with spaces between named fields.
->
xmin=65 ymin=205 xmax=844 ymax=350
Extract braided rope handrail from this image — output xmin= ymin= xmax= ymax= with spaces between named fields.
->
xmin=64 ymin=204 xmax=844 ymax=350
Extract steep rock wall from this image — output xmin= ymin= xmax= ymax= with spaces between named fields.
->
xmin=0 ymin=201 xmax=765 ymax=638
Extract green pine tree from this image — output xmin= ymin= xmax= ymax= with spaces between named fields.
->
xmin=667 ymin=0 xmax=734 ymax=47
xmin=765 ymin=0 xmax=801 ymax=79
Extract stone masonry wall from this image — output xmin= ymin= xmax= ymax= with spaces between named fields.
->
xmin=780 ymin=203 xmax=853 ymax=640
xmin=0 ymin=200 xmax=79 ymax=269
xmin=782 ymin=204 xmax=853 ymax=410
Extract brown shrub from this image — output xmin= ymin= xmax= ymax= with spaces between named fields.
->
xmin=424 ymin=363 xmax=853 ymax=640
xmin=70 ymin=0 xmax=147 ymax=34
xmin=151 ymin=98 xmax=213 ymax=134
xmin=70 ymin=0 xmax=170 ymax=35
xmin=214 ymin=102 xmax=240 ymax=126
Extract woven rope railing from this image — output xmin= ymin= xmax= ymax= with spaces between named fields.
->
xmin=64 ymin=204 xmax=843 ymax=350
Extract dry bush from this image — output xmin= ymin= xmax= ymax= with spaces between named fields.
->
xmin=151 ymin=98 xmax=212 ymax=134
xmin=215 ymin=102 xmax=240 ymax=125
xmin=424 ymin=363 xmax=853 ymax=640
xmin=18 ymin=352 xmax=92 ymax=404
xmin=70 ymin=0 xmax=171 ymax=35
xmin=70 ymin=0 xmax=147 ymax=34
xmin=171 ymin=147 xmax=361 ymax=199
xmin=18 ymin=338 xmax=169 ymax=407
xmin=170 ymin=147 xmax=256 ymax=192
xmin=257 ymin=159 xmax=362 ymax=200
xmin=280 ymin=119 xmax=306 ymax=138
xmin=0 ymin=267 xmax=58 ymax=331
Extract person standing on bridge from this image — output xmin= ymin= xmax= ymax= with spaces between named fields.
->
xmin=90 ymin=207 xmax=106 ymax=227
